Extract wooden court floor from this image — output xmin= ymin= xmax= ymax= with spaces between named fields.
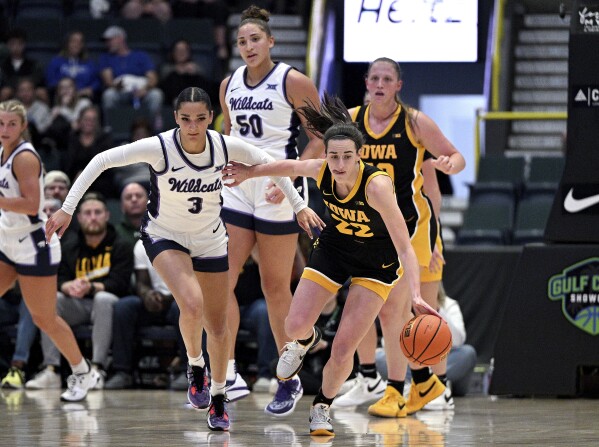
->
xmin=1 ymin=389 xmax=598 ymax=446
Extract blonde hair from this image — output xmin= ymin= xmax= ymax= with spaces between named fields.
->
xmin=0 ymin=99 xmax=30 ymax=141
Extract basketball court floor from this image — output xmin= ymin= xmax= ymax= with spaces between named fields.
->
xmin=1 ymin=389 xmax=597 ymax=446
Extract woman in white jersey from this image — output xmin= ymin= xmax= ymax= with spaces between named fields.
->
xmin=219 ymin=4 xmax=325 ymax=415
xmin=0 ymin=99 xmax=99 ymax=402
xmin=46 ymin=87 xmax=324 ymax=432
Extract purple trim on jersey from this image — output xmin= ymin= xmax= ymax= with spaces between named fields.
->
xmin=6 ymin=228 xmax=59 ymax=276
xmin=147 ymin=168 xmax=160 ymax=219
xmin=0 ymin=140 xmax=28 ymax=167
xmin=217 ymin=133 xmax=229 ymax=165
xmin=154 ymin=134 xmax=170 ymax=175
xmin=221 ymin=207 xmax=255 ymax=230
xmin=281 ymin=66 xmax=295 ymax=108
xmin=173 ymin=129 xmax=216 ymax=171
xmin=224 ymin=75 xmax=234 ymax=95
xmin=285 ymin=112 xmax=301 ymax=160
xmin=192 ymin=255 xmax=228 ymax=273
xmin=221 ymin=207 xmax=300 ymax=235
xmin=7 ymin=146 xmax=44 ymax=225
xmin=242 ymin=62 xmax=281 ymax=90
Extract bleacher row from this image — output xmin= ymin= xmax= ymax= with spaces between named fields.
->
xmin=4 ymin=15 xmax=218 ymax=79
xmin=457 ymin=155 xmax=565 ymax=245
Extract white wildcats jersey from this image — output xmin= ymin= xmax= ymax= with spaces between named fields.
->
xmin=225 ymin=62 xmax=300 ymax=161
xmin=0 ymin=141 xmax=45 ymax=232
xmin=147 ymin=129 xmax=228 ymax=234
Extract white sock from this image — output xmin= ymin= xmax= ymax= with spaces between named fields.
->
xmin=71 ymin=358 xmax=89 ymax=375
xmin=211 ymin=380 xmax=226 ymax=396
xmin=187 ymin=352 xmax=205 ymax=368
xmin=226 ymin=359 xmax=236 ymax=381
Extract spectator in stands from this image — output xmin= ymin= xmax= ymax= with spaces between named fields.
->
xmin=47 ymin=78 xmax=93 ymax=151
xmin=64 ymin=105 xmax=116 ymax=198
xmin=43 ymin=198 xmax=63 ymax=219
xmin=25 ymin=192 xmax=134 ymax=391
xmin=45 ymin=31 xmax=101 ymax=101
xmin=118 ymin=0 xmax=172 ymax=22
xmin=171 ymin=0 xmax=230 ymax=76
xmin=159 ymin=39 xmax=218 ymax=109
xmin=14 ymin=78 xmax=52 ymax=147
xmin=0 ymin=283 xmax=37 ymax=390
xmin=98 ymin=26 xmax=164 ymax=127
xmin=104 ymin=239 xmax=183 ymax=389
xmin=115 ymin=182 xmax=148 ymax=252
xmin=376 ymin=283 xmax=477 ymax=399
xmin=44 ymin=170 xmax=71 ymax=203
xmin=0 ymin=28 xmax=47 ymax=104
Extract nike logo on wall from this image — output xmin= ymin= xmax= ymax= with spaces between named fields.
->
xmin=367 ymin=378 xmax=382 ymax=393
xmin=564 ymin=188 xmax=599 ymax=213
xmin=418 ymin=382 xmax=436 ymax=397
xmin=171 ymin=166 xmax=185 ymax=172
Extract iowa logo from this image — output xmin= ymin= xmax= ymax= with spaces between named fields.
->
xmin=548 ymin=257 xmax=599 ymax=335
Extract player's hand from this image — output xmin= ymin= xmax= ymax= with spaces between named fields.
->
xmin=46 ymin=209 xmax=72 ymax=242
xmin=412 ymin=295 xmax=443 ymax=320
xmin=265 ymin=182 xmax=285 ymax=204
xmin=222 ymin=161 xmax=251 ymax=187
xmin=428 ymin=244 xmax=445 ymax=273
xmin=296 ymin=207 xmax=326 ymax=239
xmin=431 ymin=155 xmax=454 ymax=174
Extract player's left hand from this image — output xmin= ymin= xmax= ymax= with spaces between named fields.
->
xmin=431 ymin=155 xmax=454 ymax=174
xmin=264 ymin=181 xmax=285 ymax=204
xmin=412 ymin=295 xmax=444 ymax=320
xmin=296 ymin=207 xmax=326 ymax=239
xmin=46 ymin=209 xmax=72 ymax=242
xmin=222 ymin=161 xmax=250 ymax=187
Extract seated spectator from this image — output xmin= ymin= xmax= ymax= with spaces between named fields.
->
xmin=171 ymin=0 xmax=230 ymax=76
xmin=118 ymin=0 xmax=172 ymax=22
xmin=98 ymin=26 xmax=163 ymax=127
xmin=159 ymin=39 xmax=218 ymax=109
xmin=113 ymin=118 xmax=153 ymax=190
xmin=15 ymin=78 xmax=52 ymax=148
xmin=115 ymin=182 xmax=148 ymax=246
xmin=45 ymin=31 xmax=101 ymax=101
xmin=0 ymin=28 xmax=47 ymax=104
xmin=105 ymin=239 xmax=184 ymax=389
xmin=43 ymin=198 xmax=63 ymax=219
xmin=0 ymin=283 xmax=37 ymax=390
xmin=63 ymin=105 xmax=116 ymax=198
xmin=375 ymin=283 xmax=477 ymax=398
xmin=25 ymin=193 xmax=134 ymax=390
xmin=47 ymin=78 xmax=93 ymax=150
xmin=43 ymin=170 xmax=71 ymax=203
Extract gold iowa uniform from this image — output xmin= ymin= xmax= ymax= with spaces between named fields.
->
xmin=301 ymin=161 xmax=403 ymax=301
xmin=352 ymin=105 xmax=437 ymax=271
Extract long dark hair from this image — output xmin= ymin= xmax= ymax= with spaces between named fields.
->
xmin=175 ymin=87 xmax=212 ymax=112
xmin=298 ymin=93 xmax=364 ymax=151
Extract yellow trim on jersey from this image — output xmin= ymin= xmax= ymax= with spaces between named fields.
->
xmin=334 ymin=160 xmax=365 ymax=204
xmin=363 ymin=104 xmax=402 ymax=139
xmin=350 ymin=106 xmax=361 ymax=122
xmin=316 ymin=159 xmax=328 ymax=188
xmin=301 ymin=267 xmax=342 ymax=294
xmin=352 ymin=265 xmax=403 ymax=301
xmin=363 ymin=171 xmax=393 ymax=205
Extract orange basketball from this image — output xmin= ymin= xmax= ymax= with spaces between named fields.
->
xmin=400 ymin=315 xmax=452 ymax=366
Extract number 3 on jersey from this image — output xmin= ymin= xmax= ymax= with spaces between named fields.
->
xmin=236 ymin=114 xmax=263 ymax=138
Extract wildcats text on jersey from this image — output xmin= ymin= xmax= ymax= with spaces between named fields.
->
xmin=228 ymin=96 xmax=274 ymax=111
xmin=168 ymin=177 xmax=222 ymax=193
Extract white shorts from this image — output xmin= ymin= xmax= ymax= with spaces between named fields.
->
xmin=140 ymin=218 xmax=228 ymax=272
xmin=0 ymin=225 xmax=61 ymax=276
xmin=221 ymin=176 xmax=307 ymax=235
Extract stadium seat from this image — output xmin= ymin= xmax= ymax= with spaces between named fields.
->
xmin=15 ymin=0 xmax=64 ymax=19
xmin=13 ymin=17 xmax=63 ymax=50
xmin=469 ymin=155 xmax=526 ymax=204
xmin=522 ymin=156 xmax=565 ymax=200
xmin=456 ymin=201 xmax=514 ymax=245
xmin=163 ymin=18 xmax=215 ymax=52
xmin=512 ymin=196 xmax=554 ymax=245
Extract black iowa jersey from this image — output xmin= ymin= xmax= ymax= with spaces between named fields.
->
xmin=352 ymin=104 xmax=437 ymax=265
xmin=317 ymin=160 xmax=391 ymax=242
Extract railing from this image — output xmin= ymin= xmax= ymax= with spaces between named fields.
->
xmin=474 ymin=110 xmax=567 ymax=163
xmin=491 ymin=0 xmax=507 ymax=111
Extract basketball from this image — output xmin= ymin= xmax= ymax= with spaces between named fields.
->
xmin=400 ymin=315 xmax=452 ymax=366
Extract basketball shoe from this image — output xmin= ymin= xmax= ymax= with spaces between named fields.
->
xmin=264 ymin=377 xmax=303 ymax=417
xmin=207 ymin=394 xmax=230 ymax=431
xmin=225 ymin=373 xmax=250 ymax=402
xmin=276 ymin=326 xmax=322 ymax=380
xmin=406 ymin=375 xmax=445 ymax=415
xmin=309 ymin=403 xmax=335 ymax=436
xmin=332 ymin=372 xmax=386 ymax=407
xmin=1 ymin=367 xmax=25 ymax=389
xmin=61 ymin=361 xmax=100 ymax=402
xmin=25 ymin=366 xmax=61 ymax=389
xmin=422 ymin=381 xmax=454 ymax=411
xmin=187 ymin=364 xmax=211 ymax=409
xmin=368 ymin=386 xmax=407 ymax=418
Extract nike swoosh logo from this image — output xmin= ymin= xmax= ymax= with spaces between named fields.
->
xmin=382 ymin=262 xmax=395 ymax=268
xmin=171 ymin=166 xmax=185 ymax=172
xmin=18 ymin=236 xmax=28 ymax=243
xmin=367 ymin=378 xmax=382 ymax=392
xmin=444 ymin=393 xmax=452 ymax=403
xmin=231 ymin=87 xmax=241 ymax=92
xmin=398 ymin=402 xmax=406 ymax=410
xmin=212 ymin=222 xmax=221 ymax=233
xmin=418 ymin=382 xmax=436 ymax=397
xmin=563 ymin=188 xmax=599 ymax=213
